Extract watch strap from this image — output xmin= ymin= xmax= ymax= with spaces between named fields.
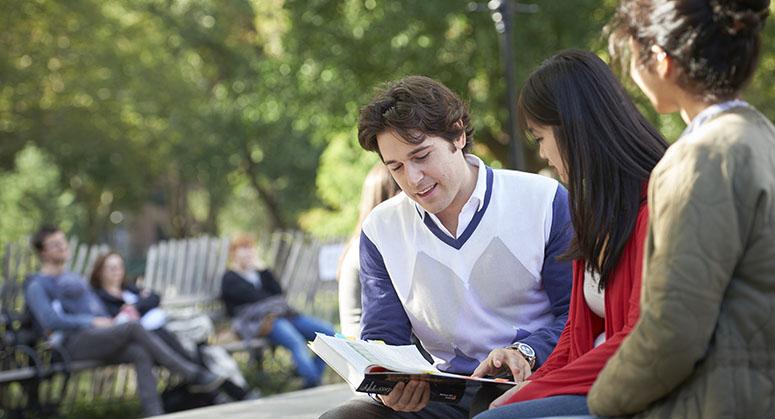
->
xmin=507 ymin=342 xmax=537 ymax=369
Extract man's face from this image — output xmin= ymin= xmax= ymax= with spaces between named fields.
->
xmin=40 ymin=231 xmax=69 ymax=265
xmin=377 ymin=130 xmax=468 ymax=219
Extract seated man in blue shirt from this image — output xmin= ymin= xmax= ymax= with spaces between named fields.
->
xmin=24 ymin=226 xmax=223 ymax=417
xmin=321 ymin=76 xmax=573 ymax=418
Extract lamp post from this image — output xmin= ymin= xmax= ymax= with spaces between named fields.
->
xmin=469 ymin=0 xmax=538 ymax=171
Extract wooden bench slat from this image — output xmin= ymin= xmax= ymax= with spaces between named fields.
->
xmin=219 ymin=338 xmax=270 ymax=354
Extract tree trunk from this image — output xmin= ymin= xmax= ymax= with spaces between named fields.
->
xmin=241 ymin=143 xmax=286 ymax=231
xmin=203 ymin=190 xmax=223 ymax=235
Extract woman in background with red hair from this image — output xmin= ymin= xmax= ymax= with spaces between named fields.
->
xmin=221 ymin=235 xmax=335 ymax=389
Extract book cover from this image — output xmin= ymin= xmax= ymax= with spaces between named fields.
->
xmin=309 ymin=333 xmax=515 ymax=403
xmin=357 ymin=371 xmax=467 ymax=402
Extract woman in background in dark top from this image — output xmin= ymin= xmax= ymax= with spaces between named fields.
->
xmin=221 ymin=235 xmax=335 ymax=388
xmin=91 ymin=251 xmax=254 ymax=402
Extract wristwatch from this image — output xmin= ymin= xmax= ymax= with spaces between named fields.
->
xmin=508 ymin=342 xmax=536 ymax=370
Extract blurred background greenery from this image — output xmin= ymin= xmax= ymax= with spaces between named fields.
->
xmin=2 ymin=0 xmax=773 ymax=262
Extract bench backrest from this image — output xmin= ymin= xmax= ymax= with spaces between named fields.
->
xmin=142 ymin=232 xmax=344 ymax=321
xmin=143 ymin=236 xmax=230 ymax=304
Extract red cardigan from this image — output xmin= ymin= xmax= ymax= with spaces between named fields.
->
xmin=505 ymin=203 xmax=649 ymax=404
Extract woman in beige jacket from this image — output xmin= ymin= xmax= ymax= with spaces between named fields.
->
xmin=588 ymin=1 xmax=775 ymax=418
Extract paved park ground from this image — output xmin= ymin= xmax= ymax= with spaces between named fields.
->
xmin=155 ymin=384 xmax=354 ymax=419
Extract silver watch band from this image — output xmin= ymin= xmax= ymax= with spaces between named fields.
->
xmin=508 ymin=342 xmax=537 ymax=369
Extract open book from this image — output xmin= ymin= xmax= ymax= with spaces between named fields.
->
xmin=309 ymin=333 xmax=516 ymax=403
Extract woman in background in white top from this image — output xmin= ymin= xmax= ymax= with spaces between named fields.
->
xmin=336 ymin=163 xmax=400 ymax=338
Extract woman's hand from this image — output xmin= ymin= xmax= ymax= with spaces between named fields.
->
xmin=119 ymin=304 xmax=140 ymax=321
xmin=258 ymin=313 xmax=277 ymax=336
xmin=489 ymin=380 xmax=531 ymax=409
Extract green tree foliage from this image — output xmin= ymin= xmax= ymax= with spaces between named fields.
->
xmin=1 ymin=0 xmax=773 ymax=243
xmin=0 ymin=146 xmax=84 ymax=241
xmin=1 ymin=0 xmax=324 ymax=242
xmin=290 ymin=0 xmax=620 ymax=235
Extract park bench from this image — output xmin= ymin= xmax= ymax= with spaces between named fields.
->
xmin=0 ymin=231 xmax=344 ymax=417
xmin=141 ymin=235 xmax=271 ymax=358
xmin=0 ymin=239 xmax=112 ymax=417
xmin=143 ymin=231 xmax=341 ymax=359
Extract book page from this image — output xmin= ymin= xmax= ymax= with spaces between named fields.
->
xmin=315 ymin=334 xmax=435 ymax=374
xmin=427 ymin=369 xmax=518 ymax=385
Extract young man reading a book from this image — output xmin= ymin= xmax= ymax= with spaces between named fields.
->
xmin=320 ymin=76 xmax=573 ymax=418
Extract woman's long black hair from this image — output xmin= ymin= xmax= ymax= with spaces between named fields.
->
xmin=518 ymin=49 xmax=668 ymax=289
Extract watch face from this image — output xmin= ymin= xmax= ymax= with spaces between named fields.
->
xmin=518 ymin=343 xmax=535 ymax=357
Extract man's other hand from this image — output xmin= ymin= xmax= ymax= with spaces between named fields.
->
xmin=378 ymin=380 xmax=430 ymax=412
xmin=471 ymin=348 xmax=532 ymax=382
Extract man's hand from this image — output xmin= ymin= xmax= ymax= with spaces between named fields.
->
xmin=489 ymin=380 xmax=531 ymax=409
xmin=471 ymin=348 xmax=532 ymax=382
xmin=91 ymin=316 xmax=114 ymax=328
xmin=378 ymin=380 xmax=430 ymax=412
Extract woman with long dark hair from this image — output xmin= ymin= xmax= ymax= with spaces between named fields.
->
xmin=472 ymin=49 xmax=668 ymax=418
xmin=588 ymin=1 xmax=775 ymax=418
xmin=90 ymin=252 xmax=180 ymax=351
xmin=91 ymin=252 xmax=255 ymax=404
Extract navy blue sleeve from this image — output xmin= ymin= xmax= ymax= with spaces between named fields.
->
xmin=259 ymin=269 xmax=284 ymax=296
xmin=25 ymin=278 xmax=94 ymax=332
xmin=221 ymin=271 xmax=261 ymax=305
xmin=358 ymin=231 xmax=413 ymax=345
xmin=519 ymin=184 xmax=573 ymax=367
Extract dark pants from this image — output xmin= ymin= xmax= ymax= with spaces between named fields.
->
xmin=153 ymin=327 xmax=196 ymax=362
xmin=64 ymin=322 xmax=202 ymax=417
xmin=320 ymin=383 xmax=508 ymax=419
xmin=153 ymin=327 xmax=249 ymax=401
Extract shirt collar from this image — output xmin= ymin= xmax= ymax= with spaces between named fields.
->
xmin=681 ymin=99 xmax=751 ymax=138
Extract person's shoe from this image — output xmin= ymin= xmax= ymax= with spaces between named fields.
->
xmin=213 ymin=392 xmax=234 ymax=404
xmin=187 ymin=370 xmax=225 ymax=394
xmin=243 ymin=388 xmax=262 ymax=400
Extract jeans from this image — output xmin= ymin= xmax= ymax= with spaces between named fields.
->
xmin=473 ymin=395 xmax=589 ymax=419
xmin=267 ymin=314 xmax=335 ymax=387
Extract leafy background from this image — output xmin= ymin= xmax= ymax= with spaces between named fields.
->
xmin=2 ymin=0 xmax=773 ymax=259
